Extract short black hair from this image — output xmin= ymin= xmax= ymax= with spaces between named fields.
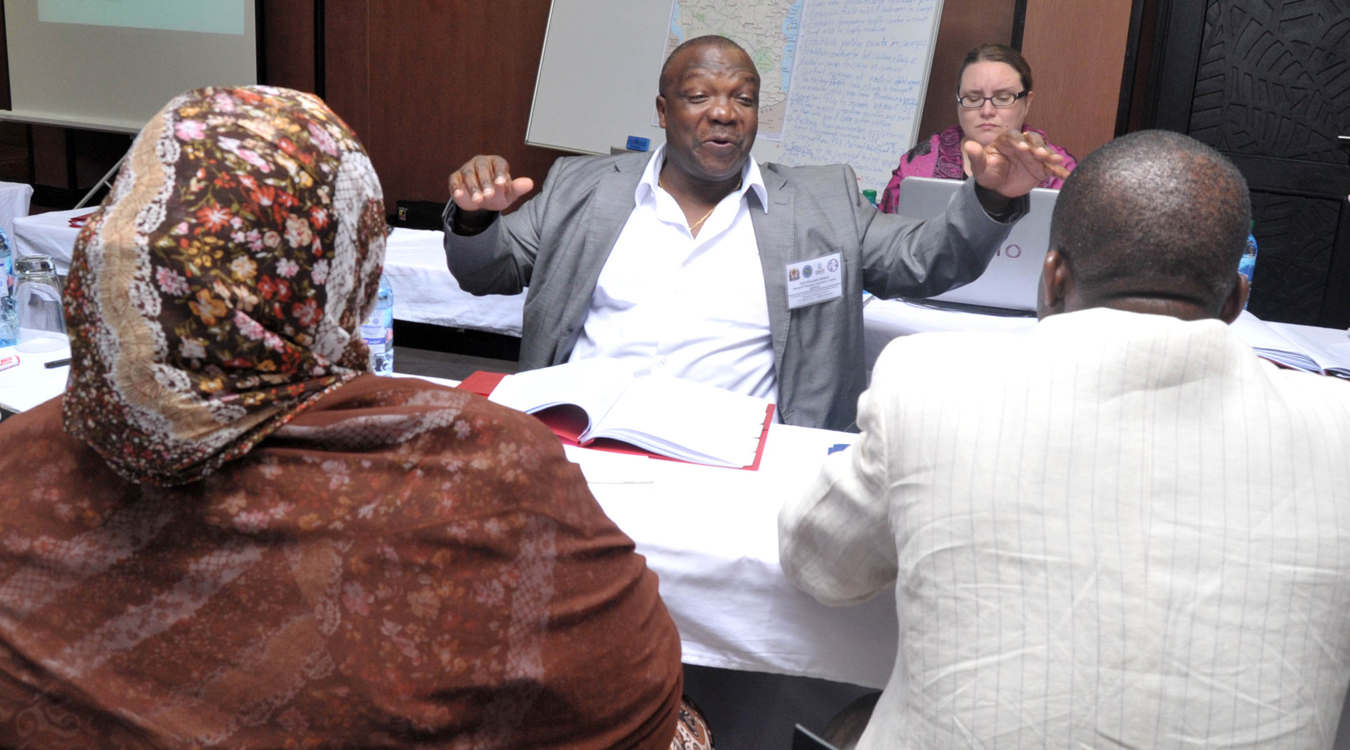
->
xmin=658 ymin=35 xmax=754 ymax=98
xmin=1049 ymin=130 xmax=1251 ymax=313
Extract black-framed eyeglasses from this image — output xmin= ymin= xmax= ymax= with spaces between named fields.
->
xmin=956 ymin=91 xmax=1029 ymax=108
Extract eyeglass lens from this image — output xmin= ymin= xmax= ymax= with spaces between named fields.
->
xmin=958 ymin=92 xmax=1023 ymax=108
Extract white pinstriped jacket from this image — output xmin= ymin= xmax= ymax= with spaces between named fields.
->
xmin=782 ymin=307 xmax=1350 ymax=750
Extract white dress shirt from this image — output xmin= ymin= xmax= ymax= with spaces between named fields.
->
xmin=569 ymin=146 xmax=776 ymax=403
xmin=780 ymin=308 xmax=1350 ymax=750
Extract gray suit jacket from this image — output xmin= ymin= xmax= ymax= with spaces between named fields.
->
xmin=443 ymin=151 xmax=1021 ymax=431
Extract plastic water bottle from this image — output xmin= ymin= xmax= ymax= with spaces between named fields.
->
xmin=362 ymin=275 xmax=394 ymax=374
xmin=1238 ymin=222 xmax=1257 ymax=308
xmin=0 ymin=227 xmax=15 ymax=348
xmin=862 ymin=189 xmax=879 ymax=207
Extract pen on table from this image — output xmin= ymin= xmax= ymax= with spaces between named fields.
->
xmin=44 ymin=358 xmax=72 ymax=369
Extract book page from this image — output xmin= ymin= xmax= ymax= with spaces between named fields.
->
xmin=591 ymin=374 xmax=769 ymax=468
xmin=1273 ymin=325 xmax=1350 ymax=377
xmin=488 ymin=358 xmax=637 ymax=429
xmin=1230 ymin=311 xmax=1321 ymax=373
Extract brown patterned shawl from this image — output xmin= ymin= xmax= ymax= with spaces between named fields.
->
xmin=0 ymin=377 xmax=683 ymax=749
xmin=0 ymin=87 xmax=684 ymax=748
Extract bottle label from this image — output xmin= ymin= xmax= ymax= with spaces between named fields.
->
xmin=361 ymin=322 xmax=387 ymax=355
xmin=0 ymin=256 xmax=9 ymax=299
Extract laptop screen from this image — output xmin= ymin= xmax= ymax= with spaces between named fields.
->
xmin=891 ymin=177 xmax=1059 ymax=312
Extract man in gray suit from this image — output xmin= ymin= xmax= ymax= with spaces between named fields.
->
xmin=443 ymin=35 xmax=1067 ymax=431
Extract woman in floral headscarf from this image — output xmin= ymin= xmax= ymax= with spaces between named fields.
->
xmin=0 ymin=87 xmax=700 ymax=749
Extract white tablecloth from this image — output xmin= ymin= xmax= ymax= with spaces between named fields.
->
xmin=863 ymin=298 xmax=1350 ymax=372
xmin=0 ymin=181 xmax=33 ymax=244
xmin=864 ymin=298 xmax=1038 ymax=369
xmin=571 ymin=426 xmax=898 ymax=689
xmin=12 ymin=207 xmax=96 ymax=276
xmin=0 ymin=343 xmax=70 ymax=413
xmin=384 ymin=228 xmax=525 ymax=335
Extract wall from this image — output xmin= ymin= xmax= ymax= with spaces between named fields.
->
xmin=303 ymin=0 xmax=1130 ymax=204
xmin=15 ymin=0 xmax=1135 ymax=206
xmin=317 ymin=0 xmax=569 ymax=207
xmin=1020 ymin=0 xmax=1134 ymax=162
xmin=915 ymin=0 xmax=1016 ymax=144
xmin=262 ymin=0 xmax=316 ymax=94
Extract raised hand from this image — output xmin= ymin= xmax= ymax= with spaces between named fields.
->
xmin=448 ymin=155 xmax=535 ymax=214
xmin=965 ymin=129 xmax=1070 ymax=199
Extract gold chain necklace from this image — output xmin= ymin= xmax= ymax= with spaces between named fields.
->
xmin=659 ymin=176 xmax=743 ymax=234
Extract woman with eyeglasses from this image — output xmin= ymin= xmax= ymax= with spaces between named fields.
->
xmin=878 ymin=44 xmax=1077 ymax=213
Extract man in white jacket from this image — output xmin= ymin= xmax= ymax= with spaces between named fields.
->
xmin=779 ymin=129 xmax=1350 ymax=750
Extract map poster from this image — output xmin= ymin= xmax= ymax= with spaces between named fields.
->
xmin=656 ymin=0 xmax=805 ymax=141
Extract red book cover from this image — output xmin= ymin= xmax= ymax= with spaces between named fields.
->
xmin=456 ymin=370 xmax=773 ymax=471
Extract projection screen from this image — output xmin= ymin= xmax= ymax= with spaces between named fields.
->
xmin=3 ymin=0 xmax=258 ymax=133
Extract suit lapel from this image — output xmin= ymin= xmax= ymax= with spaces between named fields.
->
xmin=552 ymin=157 xmax=643 ymax=364
xmin=580 ymin=159 xmax=642 ymax=274
xmin=751 ymin=169 xmax=795 ymax=381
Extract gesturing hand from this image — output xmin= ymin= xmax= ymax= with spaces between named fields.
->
xmin=448 ymin=155 xmax=535 ymax=214
xmin=966 ymin=129 xmax=1071 ymax=199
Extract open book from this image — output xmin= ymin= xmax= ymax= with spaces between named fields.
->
xmin=1232 ymin=311 xmax=1350 ymax=378
xmin=461 ymin=358 xmax=775 ymax=469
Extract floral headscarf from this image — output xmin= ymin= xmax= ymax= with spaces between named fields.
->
xmin=62 ymin=86 xmax=386 ymax=486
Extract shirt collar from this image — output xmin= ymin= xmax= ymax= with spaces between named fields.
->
xmin=636 ymin=144 xmax=769 ymax=213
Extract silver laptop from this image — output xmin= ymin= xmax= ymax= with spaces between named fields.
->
xmin=892 ymin=177 xmax=1060 ymax=312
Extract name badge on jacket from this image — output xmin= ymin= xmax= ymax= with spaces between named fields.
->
xmin=785 ymin=253 xmax=843 ymax=309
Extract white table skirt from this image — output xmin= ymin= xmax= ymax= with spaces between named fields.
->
xmin=384 ymin=228 xmax=525 ymax=335
xmin=0 ymin=182 xmax=33 ymax=245
xmin=12 ymin=207 xmax=96 ymax=276
xmin=0 ymin=343 xmax=71 ymax=413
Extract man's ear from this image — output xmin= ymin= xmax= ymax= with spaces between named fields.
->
xmin=656 ymin=95 xmax=668 ymax=128
xmin=1218 ymin=272 xmax=1250 ymax=324
xmin=1037 ymin=248 xmax=1070 ymax=320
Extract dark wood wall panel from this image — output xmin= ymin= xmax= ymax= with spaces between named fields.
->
xmin=1021 ymin=0 xmax=1134 ymax=162
xmin=262 ymin=0 xmax=317 ymax=93
xmin=915 ymin=1 xmax=1017 ymax=143
xmin=323 ymin=0 xmax=372 ymax=146
xmin=319 ymin=0 xmax=568 ymax=206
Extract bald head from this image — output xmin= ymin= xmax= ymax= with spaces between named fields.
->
xmin=659 ymin=35 xmax=756 ymax=99
xmin=1044 ymin=130 xmax=1250 ymax=320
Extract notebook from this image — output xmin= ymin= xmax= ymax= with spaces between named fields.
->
xmin=1230 ymin=310 xmax=1350 ymax=378
xmin=892 ymin=176 xmax=1060 ymax=312
xmin=458 ymin=359 xmax=775 ymax=470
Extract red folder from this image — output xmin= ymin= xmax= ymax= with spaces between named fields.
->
xmin=458 ymin=370 xmax=774 ymax=471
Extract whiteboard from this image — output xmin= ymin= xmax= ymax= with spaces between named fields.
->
xmin=527 ymin=0 xmax=944 ymax=193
